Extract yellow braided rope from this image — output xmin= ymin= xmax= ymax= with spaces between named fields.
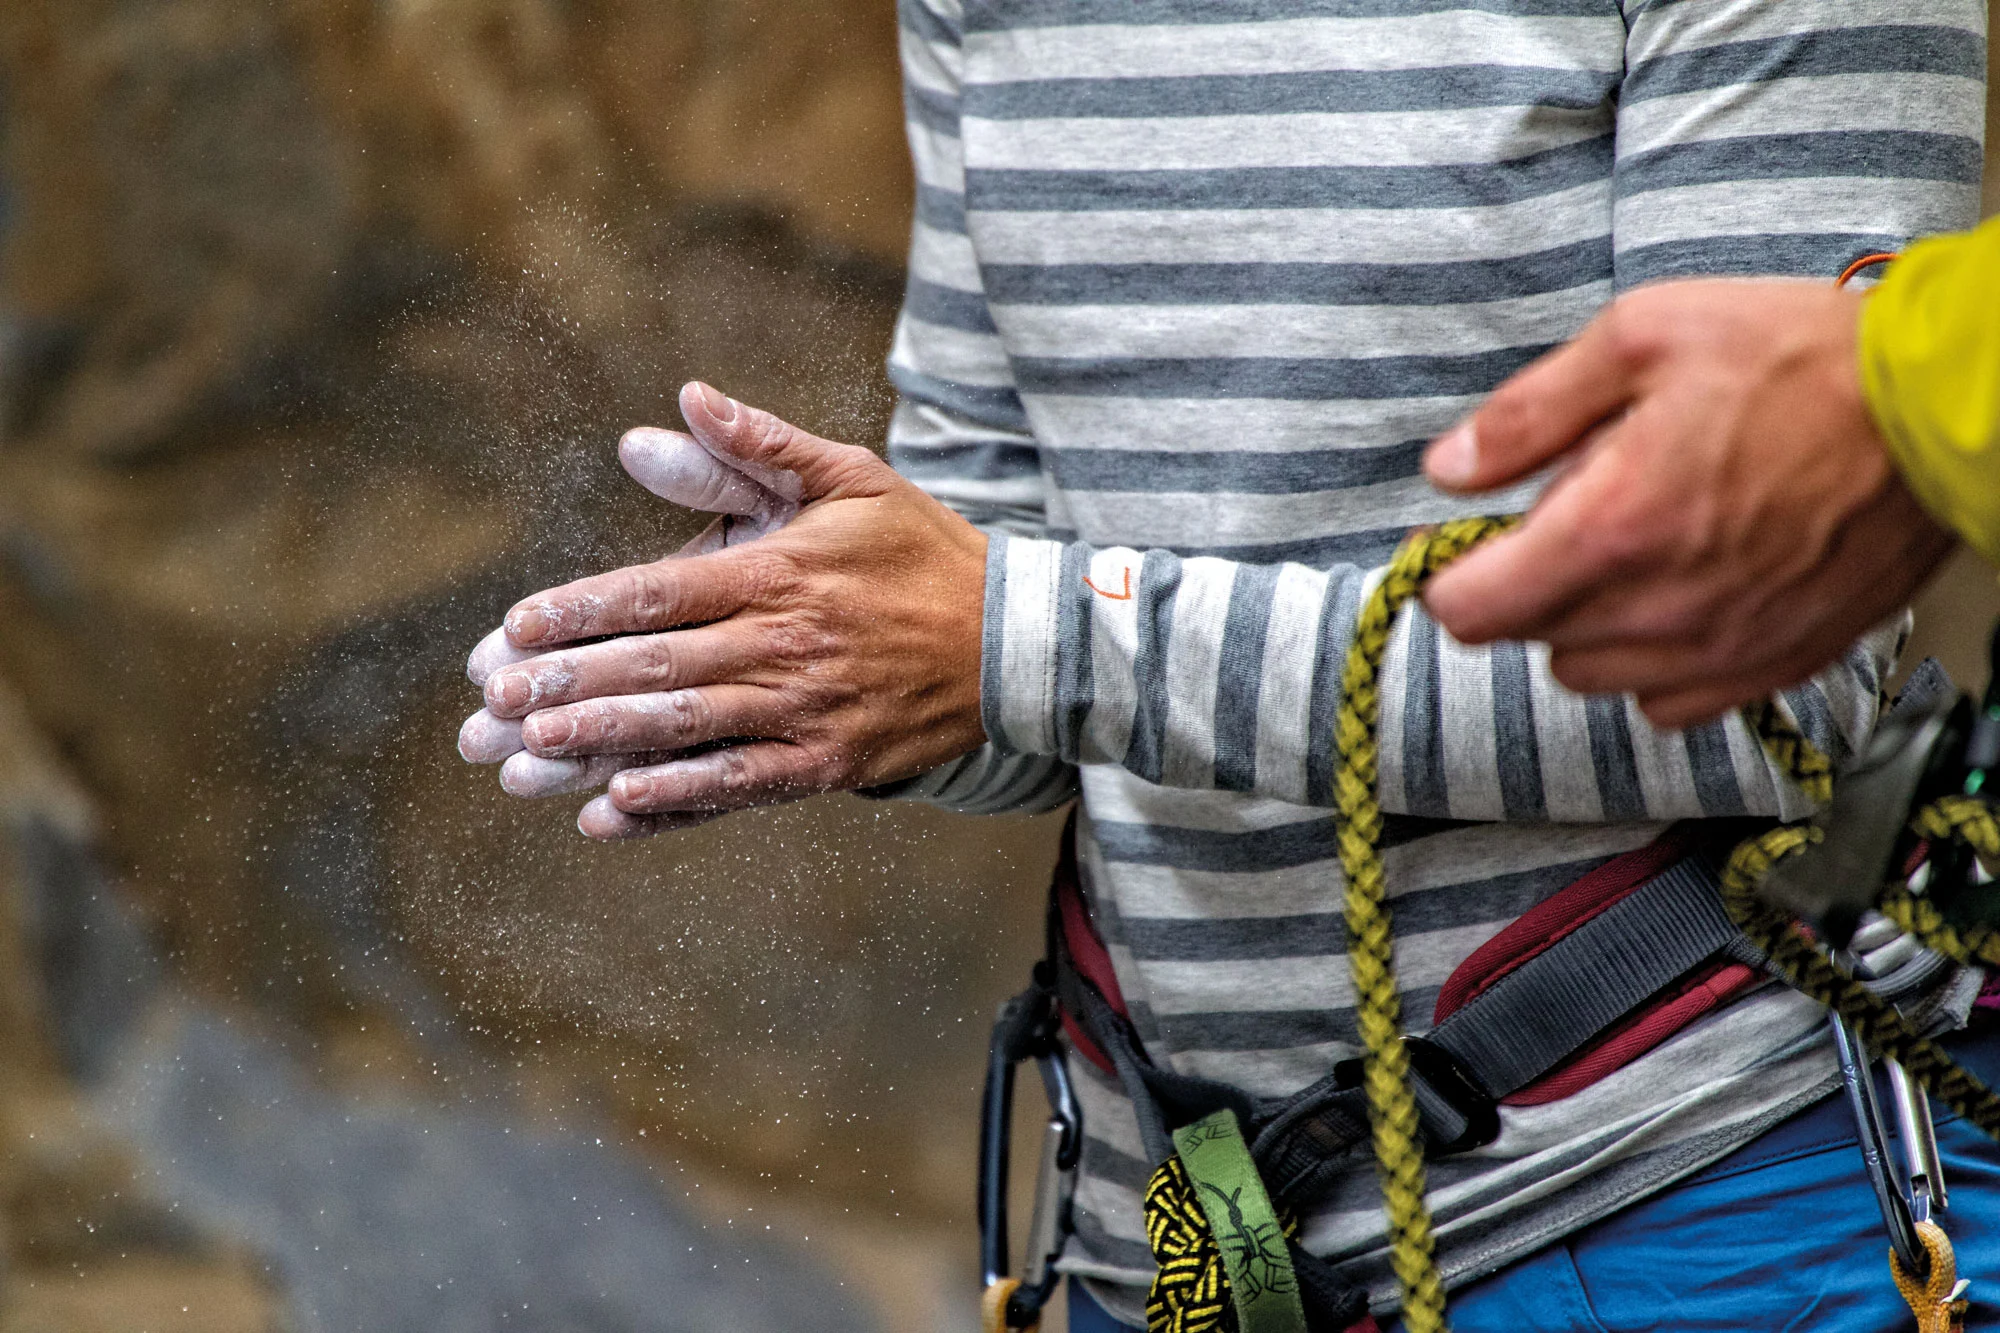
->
xmin=1336 ymin=519 xmax=2000 ymax=1333
xmin=1727 ymin=734 xmax=2000 ymax=1139
xmin=1334 ymin=516 xmax=1518 ymax=1333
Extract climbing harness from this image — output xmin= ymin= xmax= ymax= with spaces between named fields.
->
xmin=1329 ymin=518 xmax=2000 ymax=1333
xmin=1326 ymin=517 xmax=2000 ymax=1332
xmin=978 ymin=254 xmax=2000 ymax=1333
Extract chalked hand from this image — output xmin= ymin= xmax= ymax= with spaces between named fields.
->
xmin=457 ymin=395 xmax=805 ymax=810
xmin=490 ymin=381 xmax=989 ymax=841
xmin=460 ymin=631 xmax=645 ymax=799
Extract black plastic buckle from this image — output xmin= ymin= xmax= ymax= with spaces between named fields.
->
xmin=1334 ymin=1036 xmax=1500 ymax=1157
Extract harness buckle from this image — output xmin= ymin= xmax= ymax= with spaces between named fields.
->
xmin=1332 ymin=1036 xmax=1500 ymax=1156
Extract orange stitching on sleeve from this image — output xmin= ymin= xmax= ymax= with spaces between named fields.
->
xmin=1083 ymin=568 xmax=1133 ymax=600
xmin=1837 ymin=252 xmax=1899 ymax=288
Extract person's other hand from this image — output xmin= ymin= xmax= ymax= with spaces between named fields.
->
xmin=482 ymin=381 xmax=990 ymax=840
xmin=1420 ymin=277 xmax=1956 ymax=729
xmin=457 ymin=413 xmax=803 ymax=802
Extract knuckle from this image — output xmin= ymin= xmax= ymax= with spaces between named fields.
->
xmin=630 ymin=564 xmax=681 ymax=627
xmin=787 ymin=745 xmax=839 ymax=794
xmin=818 ymin=747 xmax=859 ymax=790
xmin=522 ymin=711 xmax=563 ymax=752
xmin=1643 ymin=600 xmax=1706 ymax=643
xmin=743 ymin=412 xmax=795 ymax=457
xmin=1706 ymin=623 xmax=1772 ymax=677
xmin=633 ymin=635 xmax=679 ymax=688
xmin=1548 ymin=651 xmax=1600 ymax=696
xmin=1635 ymin=695 xmax=1683 ymax=730
xmin=1572 ymin=517 xmax=1645 ymax=573
xmin=750 ymin=543 xmax=807 ymax=590
xmin=763 ymin=611 xmax=840 ymax=663
xmin=658 ymin=689 xmax=713 ymax=739
xmin=827 ymin=443 xmax=887 ymax=485
xmin=1599 ymin=298 xmax=1666 ymax=372
xmin=711 ymin=746 xmax=756 ymax=793
xmin=1476 ymin=386 xmax=1528 ymax=449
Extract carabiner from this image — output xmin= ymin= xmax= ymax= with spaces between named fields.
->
xmin=980 ymin=976 xmax=1083 ymax=1333
xmin=1830 ymin=1012 xmax=1932 ymax=1280
xmin=1887 ymin=1059 xmax=1948 ymax=1223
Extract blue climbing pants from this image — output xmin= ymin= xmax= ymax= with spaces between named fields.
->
xmin=1070 ymin=1026 xmax=2000 ymax=1331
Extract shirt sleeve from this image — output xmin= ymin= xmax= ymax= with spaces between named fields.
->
xmin=1612 ymin=0 xmax=1986 ymax=287
xmin=982 ymin=535 xmax=1900 ymax=821
xmin=1860 ymin=217 xmax=2000 ymax=565
xmin=871 ymin=0 xmax=1077 ymax=816
xmin=977 ymin=1 xmax=1985 ymax=821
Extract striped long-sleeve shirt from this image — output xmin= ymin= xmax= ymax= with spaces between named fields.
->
xmin=880 ymin=0 xmax=1989 ymax=1317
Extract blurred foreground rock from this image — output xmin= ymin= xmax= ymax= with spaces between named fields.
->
xmin=0 ymin=680 xmax=892 ymax=1332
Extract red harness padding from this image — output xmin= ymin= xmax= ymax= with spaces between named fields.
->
xmin=1052 ymin=831 xmax=1128 ymax=1078
xmin=1057 ymin=822 xmax=1761 ymax=1103
xmin=1431 ymin=824 xmax=1761 ymax=1105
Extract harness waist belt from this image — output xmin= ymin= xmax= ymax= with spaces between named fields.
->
xmin=1057 ymin=841 xmax=1761 ymax=1208
xmin=1426 ymin=856 xmax=1753 ymax=1099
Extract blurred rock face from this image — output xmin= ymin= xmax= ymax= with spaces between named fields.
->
xmin=0 ymin=2 xmax=1057 ymax=1329
xmin=0 ymin=0 xmax=913 ymax=462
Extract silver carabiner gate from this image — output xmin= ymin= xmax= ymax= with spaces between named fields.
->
xmin=1829 ymin=1010 xmax=1965 ymax=1309
xmin=980 ymin=982 xmax=1082 ymax=1333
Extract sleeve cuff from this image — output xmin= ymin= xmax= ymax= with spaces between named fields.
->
xmin=981 ymin=532 xmax=1067 ymax=755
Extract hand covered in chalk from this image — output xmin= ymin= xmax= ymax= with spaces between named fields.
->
xmin=462 ymin=381 xmax=990 ymax=840
xmin=456 ymin=394 xmax=805 ymax=805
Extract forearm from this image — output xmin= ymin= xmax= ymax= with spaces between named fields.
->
xmin=1860 ymin=218 xmax=2000 ymax=564
xmin=985 ymin=534 xmax=1895 ymax=819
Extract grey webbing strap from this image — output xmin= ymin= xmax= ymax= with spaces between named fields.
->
xmin=1253 ymin=853 xmax=1751 ymax=1206
xmin=1425 ymin=856 xmax=1742 ymax=1098
xmin=1063 ymin=848 xmax=1760 ymax=1218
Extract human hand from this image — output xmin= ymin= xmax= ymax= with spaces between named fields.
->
xmin=478 ymin=382 xmax=990 ymax=840
xmin=1420 ymin=278 xmax=1956 ymax=729
xmin=457 ymin=411 xmax=802 ymax=801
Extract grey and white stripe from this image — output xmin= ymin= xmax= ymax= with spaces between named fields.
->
xmin=882 ymin=0 xmax=1987 ymax=1319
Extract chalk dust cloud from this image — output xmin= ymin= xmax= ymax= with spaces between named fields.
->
xmin=0 ymin=3 xmax=1063 ymax=1329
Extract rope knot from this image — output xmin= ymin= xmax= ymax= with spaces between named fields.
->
xmin=1891 ymin=1221 xmax=1968 ymax=1333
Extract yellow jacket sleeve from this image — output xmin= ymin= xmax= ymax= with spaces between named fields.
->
xmin=1859 ymin=217 xmax=2000 ymax=564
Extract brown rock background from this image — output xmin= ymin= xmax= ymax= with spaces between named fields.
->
xmin=0 ymin=5 xmax=1993 ymax=1330
xmin=0 ymin=3 xmax=1059 ymax=1329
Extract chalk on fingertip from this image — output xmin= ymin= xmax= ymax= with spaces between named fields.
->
xmin=577 ymin=797 xmax=717 ymax=841
xmin=458 ymin=709 xmax=525 ymax=763
xmin=577 ymin=793 xmax=651 ymax=840
xmin=466 ymin=624 xmax=537 ymax=686
xmin=500 ymin=751 xmax=628 ymax=799
xmin=620 ymin=427 xmax=769 ymax=515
